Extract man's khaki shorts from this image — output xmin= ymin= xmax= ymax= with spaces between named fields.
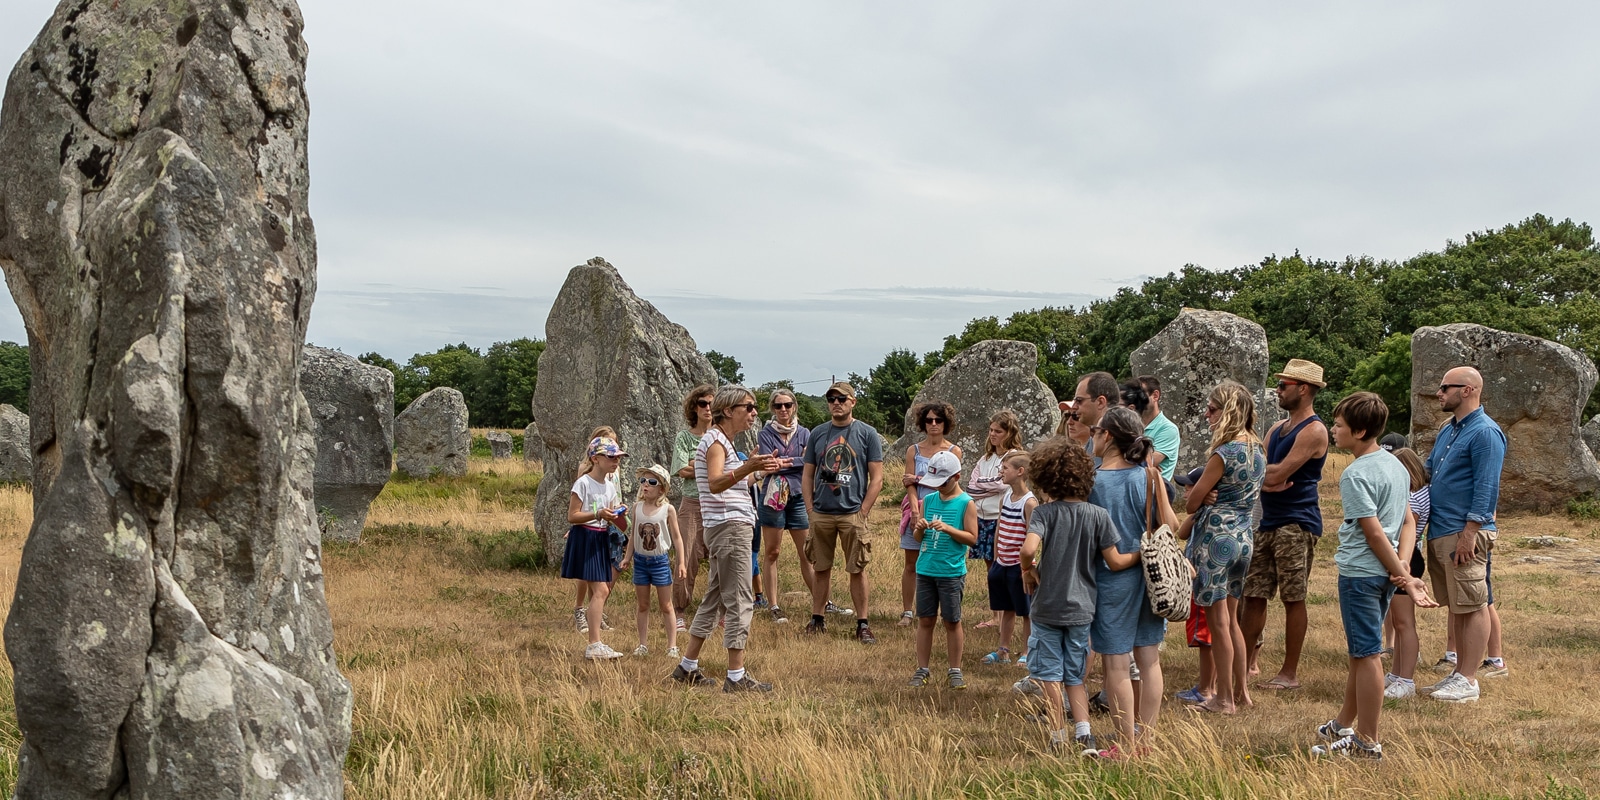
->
xmin=1427 ymin=529 xmax=1494 ymax=614
xmin=1242 ymin=524 xmax=1317 ymax=603
xmin=805 ymin=512 xmax=871 ymax=574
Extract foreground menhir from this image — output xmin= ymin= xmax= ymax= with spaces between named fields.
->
xmin=0 ymin=1 xmax=351 ymax=797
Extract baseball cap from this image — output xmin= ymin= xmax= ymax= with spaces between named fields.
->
xmin=1174 ymin=466 xmax=1205 ymax=487
xmin=919 ymin=451 xmax=961 ymax=488
xmin=587 ymin=436 xmax=627 ymax=458
xmin=1379 ymin=432 xmax=1408 ymax=452
xmin=825 ymin=381 xmax=857 ymax=399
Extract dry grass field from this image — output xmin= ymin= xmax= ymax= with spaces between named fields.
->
xmin=0 ymin=454 xmax=1596 ymax=798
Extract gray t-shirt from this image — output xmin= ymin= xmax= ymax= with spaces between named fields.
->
xmin=1026 ymin=500 xmax=1120 ymax=628
xmin=1335 ymin=449 xmax=1411 ymax=579
xmin=804 ymin=419 xmax=884 ymax=514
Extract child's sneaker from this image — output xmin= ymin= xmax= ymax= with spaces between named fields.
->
xmin=675 ymin=616 xmax=687 ymax=632
xmin=1480 ymin=658 xmax=1509 ymax=679
xmin=1383 ymin=676 xmax=1416 ymax=699
xmin=770 ymin=606 xmax=789 ymax=624
xmin=947 ymin=669 xmax=967 ymax=690
xmin=897 ymin=610 xmax=915 ymax=627
xmin=753 ymin=594 xmax=769 ymax=610
xmin=724 ymin=674 xmax=774 ymax=693
xmin=1075 ymin=733 xmax=1098 ymax=754
xmin=1175 ymin=685 xmax=1206 ymax=705
xmin=666 ymin=646 xmax=680 ymax=659
xmin=1430 ymin=673 xmax=1480 ymax=703
xmin=631 ymin=644 xmax=649 ymax=657
xmin=1013 ymin=676 xmax=1044 ymax=697
xmin=1086 ymin=744 xmax=1129 ymax=761
xmin=575 ymin=608 xmax=589 ymax=633
xmin=982 ymin=649 xmax=1012 ymax=665
xmin=1016 ymin=653 xmax=1028 ymax=668
xmin=1315 ymin=719 xmax=1355 ymax=741
xmin=1310 ymin=734 xmax=1383 ymax=760
xmin=825 ymin=601 xmax=854 ymax=616
xmin=584 ymin=642 xmax=625 ymax=661
xmin=908 ymin=667 xmax=931 ymax=688
xmin=599 ymin=614 xmax=613 ymax=631
xmin=1088 ymin=690 xmax=1110 ymax=715
xmin=670 ymin=664 xmax=715 ymax=686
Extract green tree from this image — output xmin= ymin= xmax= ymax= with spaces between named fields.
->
xmin=852 ymin=349 xmax=922 ymax=436
xmin=0 ymin=341 xmax=28 ymax=412
xmin=476 ymin=338 xmax=544 ymax=428
xmin=1348 ymin=333 xmax=1413 ymax=432
xmin=705 ymin=351 xmax=745 ymax=385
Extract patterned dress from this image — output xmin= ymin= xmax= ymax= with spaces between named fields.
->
xmin=1191 ymin=439 xmax=1266 ymax=606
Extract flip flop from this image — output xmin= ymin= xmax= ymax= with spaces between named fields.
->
xmin=1257 ymin=676 xmax=1301 ymax=691
xmin=975 ymin=619 xmax=998 ymax=629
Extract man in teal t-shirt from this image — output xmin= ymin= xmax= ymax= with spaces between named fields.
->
xmin=1136 ymin=375 xmax=1181 ymax=481
xmin=906 ymin=451 xmax=978 ymax=690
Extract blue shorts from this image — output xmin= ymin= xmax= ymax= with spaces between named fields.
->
xmin=987 ymin=563 xmax=1030 ymax=616
xmin=969 ymin=518 xmax=997 ymax=561
xmin=1028 ymin=621 xmax=1091 ymax=686
xmin=1338 ymin=574 xmax=1395 ymax=658
xmin=632 ymin=553 xmax=673 ymax=587
xmin=915 ymin=574 xmax=964 ymax=622
xmin=757 ymin=494 xmax=810 ymax=530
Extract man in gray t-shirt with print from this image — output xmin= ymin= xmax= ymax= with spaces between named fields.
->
xmin=801 ymin=382 xmax=885 ymax=642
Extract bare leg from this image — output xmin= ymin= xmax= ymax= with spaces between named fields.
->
xmin=1352 ymin=654 xmax=1385 ymax=743
xmin=789 ymin=529 xmax=817 ymax=597
xmin=1042 ymin=681 xmax=1067 ymax=737
xmin=849 ymin=569 xmax=869 ymax=621
xmin=1240 ymin=596 xmax=1267 ymax=677
xmin=1103 ymin=653 xmax=1136 ymax=745
xmin=1228 ymin=597 xmax=1251 ymax=708
xmin=1486 ymin=602 xmax=1503 ymax=660
xmin=1276 ymin=600 xmax=1307 ymax=684
xmin=1455 ymin=607 xmax=1489 ymax=681
xmin=810 ymin=568 xmax=832 ymax=617
xmin=1199 ymin=596 xmax=1246 ymax=714
xmin=586 ymin=581 xmax=611 ymax=646
xmin=998 ymin=611 xmax=1015 ymax=654
xmin=1197 ymin=645 xmax=1215 ymax=700
xmin=1391 ymin=595 xmax=1418 ymax=681
xmin=945 ymin=620 xmax=964 ymax=669
xmin=760 ymin=526 xmax=784 ymax=604
xmin=901 ymin=549 xmax=918 ymax=613
xmin=635 ymin=585 xmax=651 ymax=648
xmin=658 ymin=585 xmax=677 ymax=650
xmin=916 ymin=617 xmax=935 ymax=669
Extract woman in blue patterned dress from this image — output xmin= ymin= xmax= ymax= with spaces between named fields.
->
xmin=1184 ymin=380 xmax=1265 ymax=715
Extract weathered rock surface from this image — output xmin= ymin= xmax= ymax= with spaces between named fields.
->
xmin=1583 ymin=415 xmax=1600 ymax=463
xmin=532 ymin=258 xmax=715 ymax=560
xmin=0 ymin=404 xmax=29 ymax=484
xmin=486 ymin=430 xmax=513 ymax=459
xmin=302 ymin=346 xmax=394 ymax=543
xmin=1411 ymin=324 xmax=1600 ymax=512
xmin=395 ymin=387 xmax=470 ymax=478
xmin=0 ymin=2 xmax=350 ymax=796
xmin=1131 ymin=309 xmax=1272 ymax=474
xmin=524 ymin=422 xmax=543 ymax=462
xmin=890 ymin=340 xmax=1060 ymax=472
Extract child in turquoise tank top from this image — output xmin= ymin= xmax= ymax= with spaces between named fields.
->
xmin=907 ymin=451 xmax=979 ymax=690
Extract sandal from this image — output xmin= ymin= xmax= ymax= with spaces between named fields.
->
xmin=975 ymin=618 xmax=998 ymax=629
xmin=897 ymin=610 xmax=915 ymax=627
xmin=982 ymin=648 xmax=1012 ymax=665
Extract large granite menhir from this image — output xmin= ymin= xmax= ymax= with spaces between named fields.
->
xmin=395 ymin=387 xmax=470 ymax=478
xmin=0 ymin=1 xmax=350 ymax=797
xmin=889 ymin=340 xmax=1060 ymax=472
xmin=1130 ymin=309 xmax=1273 ymax=474
xmin=0 ymin=404 xmax=29 ymax=484
xmin=302 ymin=345 xmax=394 ymax=543
xmin=531 ymin=258 xmax=714 ymax=561
xmin=1411 ymin=323 xmax=1600 ymax=512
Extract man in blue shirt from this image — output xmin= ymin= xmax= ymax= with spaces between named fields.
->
xmin=1422 ymin=366 xmax=1506 ymax=704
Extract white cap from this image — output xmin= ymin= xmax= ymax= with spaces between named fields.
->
xmin=918 ymin=451 xmax=961 ymax=488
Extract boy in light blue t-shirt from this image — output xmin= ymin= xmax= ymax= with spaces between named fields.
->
xmin=906 ymin=451 xmax=978 ymax=690
xmin=1311 ymin=392 xmax=1435 ymax=762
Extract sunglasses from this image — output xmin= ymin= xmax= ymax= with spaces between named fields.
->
xmin=825 ymin=395 xmax=850 ymax=404
xmin=695 ymin=399 xmax=712 ymax=408
xmin=1438 ymin=383 xmax=1468 ymax=393
xmin=734 ymin=403 xmax=758 ymax=412
xmin=638 ymin=477 xmax=661 ymax=486
xmin=923 ymin=416 xmax=945 ymax=425
xmin=1275 ymin=380 xmax=1303 ymax=390
xmin=1063 ymin=411 xmax=1079 ymax=420
xmin=772 ymin=402 xmax=795 ymax=410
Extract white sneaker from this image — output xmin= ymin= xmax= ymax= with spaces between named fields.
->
xmin=667 ymin=646 xmax=680 ymax=659
xmin=1420 ymin=673 xmax=1456 ymax=695
xmin=1130 ymin=662 xmax=1142 ymax=682
xmin=632 ymin=644 xmax=649 ymax=657
xmin=1310 ymin=734 xmax=1383 ymax=760
xmin=584 ymin=642 xmax=625 ymax=661
xmin=1384 ymin=677 xmax=1416 ymax=699
xmin=1315 ymin=719 xmax=1355 ymax=741
xmin=1384 ymin=672 xmax=1398 ymax=688
xmin=1430 ymin=673 xmax=1480 ymax=703
xmin=1013 ymin=676 xmax=1044 ymax=697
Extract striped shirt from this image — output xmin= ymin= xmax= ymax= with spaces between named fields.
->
xmin=695 ymin=428 xmax=756 ymax=526
xmin=994 ymin=487 xmax=1034 ymax=566
xmin=1409 ymin=485 xmax=1431 ymax=538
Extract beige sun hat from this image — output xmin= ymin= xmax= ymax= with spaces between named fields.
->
xmin=1275 ymin=358 xmax=1327 ymax=388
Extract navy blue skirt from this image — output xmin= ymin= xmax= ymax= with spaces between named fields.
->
xmin=561 ymin=525 xmax=613 ymax=582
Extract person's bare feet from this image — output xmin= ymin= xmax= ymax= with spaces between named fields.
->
xmin=1192 ymin=699 xmax=1236 ymax=715
xmin=1247 ymin=662 xmax=1260 ymax=678
xmin=1258 ymin=674 xmax=1300 ymax=690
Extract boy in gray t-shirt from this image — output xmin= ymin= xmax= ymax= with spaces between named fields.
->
xmin=1019 ymin=438 xmax=1138 ymax=756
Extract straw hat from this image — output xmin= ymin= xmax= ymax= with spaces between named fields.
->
xmin=1275 ymin=358 xmax=1326 ymax=388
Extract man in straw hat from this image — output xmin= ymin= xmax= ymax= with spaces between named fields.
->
xmin=1241 ymin=358 xmax=1329 ymax=691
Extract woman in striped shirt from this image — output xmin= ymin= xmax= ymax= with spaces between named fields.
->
xmin=983 ymin=451 xmax=1037 ymax=665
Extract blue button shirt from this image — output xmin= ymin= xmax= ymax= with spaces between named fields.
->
xmin=1424 ymin=407 xmax=1506 ymax=539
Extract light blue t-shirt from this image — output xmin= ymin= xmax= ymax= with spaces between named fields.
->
xmin=1144 ymin=413 xmax=1181 ymax=481
xmin=916 ymin=491 xmax=973 ymax=578
xmin=1334 ymin=449 xmax=1411 ymax=578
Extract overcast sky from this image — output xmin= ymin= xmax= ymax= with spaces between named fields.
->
xmin=3 ymin=1 xmax=1597 ymax=386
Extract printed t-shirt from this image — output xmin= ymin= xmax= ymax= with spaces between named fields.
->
xmin=804 ymin=420 xmax=884 ymax=514
xmin=916 ymin=491 xmax=973 ymax=578
xmin=572 ymin=473 xmax=619 ymax=531
xmin=631 ymin=501 xmax=673 ymax=556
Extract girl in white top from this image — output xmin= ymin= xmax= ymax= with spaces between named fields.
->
xmin=968 ymin=411 xmax=1023 ymax=631
xmin=562 ymin=435 xmax=629 ymax=660
xmin=620 ymin=464 xmax=685 ymax=658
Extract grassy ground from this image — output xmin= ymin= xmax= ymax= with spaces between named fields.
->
xmin=0 ymin=456 xmax=1596 ymax=798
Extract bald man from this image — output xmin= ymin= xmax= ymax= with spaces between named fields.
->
xmin=1420 ymin=366 xmax=1506 ymax=704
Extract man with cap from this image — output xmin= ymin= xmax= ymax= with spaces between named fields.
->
xmin=801 ymin=382 xmax=886 ymax=643
xmin=1241 ymin=358 xmax=1330 ymax=690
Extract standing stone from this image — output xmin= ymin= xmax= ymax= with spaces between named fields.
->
xmin=486 ymin=430 xmax=513 ymax=460
xmin=524 ymin=421 xmax=543 ymax=463
xmin=0 ymin=2 xmax=349 ymax=797
xmin=301 ymin=345 xmax=394 ymax=543
xmin=889 ymin=340 xmax=1060 ymax=472
xmin=0 ymin=404 xmax=29 ymax=484
xmin=395 ymin=387 xmax=470 ymax=478
xmin=1130 ymin=309 xmax=1272 ymax=474
xmin=532 ymin=258 xmax=715 ymax=561
xmin=1584 ymin=415 xmax=1600 ymax=463
xmin=1410 ymin=323 xmax=1600 ymax=512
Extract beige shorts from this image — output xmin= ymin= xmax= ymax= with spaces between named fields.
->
xmin=805 ymin=512 xmax=871 ymax=574
xmin=1427 ymin=530 xmax=1494 ymax=614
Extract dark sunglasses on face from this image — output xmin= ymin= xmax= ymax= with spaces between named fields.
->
xmin=1064 ymin=411 xmax=1079 ymax=420
xmin=772 ymin=402 xmax=795 ymax=410
xmin=826 ymin=395 xmax=849 ymax=404
xmin=923 ymin=417 xmax=945 ymax=425
xmin=734 ymin=403 xmax=758 ymax=412
xmin=639 ymin=477 xmax=661 ymax=486
xmin=1275 ymin=380 xmax=1302 ymax=391
xmin=696 ymin=399 xmax=712 ymax=408
xmin=1438 ymin=383 xmax=1468 ymax=393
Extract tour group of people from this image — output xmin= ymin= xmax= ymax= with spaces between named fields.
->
xmin=556 ymin=359 xmax=1508 ymax=761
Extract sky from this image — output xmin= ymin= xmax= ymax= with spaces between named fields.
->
xmin=2 ymin=1 xmax=1597 ymax=386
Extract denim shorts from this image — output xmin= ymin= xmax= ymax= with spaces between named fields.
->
xmin=632 ymin=553 xmax=673 ymax=587
xmin=1338 ymin=574 xmax=1395 ymax=658
xmin=914 ymin=574 xmax=964 ymax=622
xmin=1027 ymin=621 xmax=1091 ymax=686
xmin=757 ymin=493 xmax=810 ymax=530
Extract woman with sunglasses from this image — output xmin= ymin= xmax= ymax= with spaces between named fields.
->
xmin=897 ymin=401 xmax=962 ymax=627
xmin=670 ymin=385 xmax=716 ymax=630
xmin=756 ymin=389 xmax=816 ymax=624
xmin=1057 ymin=400 xmax=1092 ymax=448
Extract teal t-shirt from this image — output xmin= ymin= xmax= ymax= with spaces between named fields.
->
xmin=916 ymin=491 xmax=973 ymax=578
xmin=1334 ymin=449 xmax=1411 ymax=578
xmin=1145 ymin=412 xmax=1180 ymax=481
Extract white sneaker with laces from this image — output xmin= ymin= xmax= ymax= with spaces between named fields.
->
xmin=584 ymin=642 xmax=625 ymax=661
xmin=1013 ymin=676 xmax=1044 ymax=697
xmin=1310 ymin=734 xmax=1383 ymax=760
xmin=1430 ymin=673 xmax=1480 ymax=703
xmin=1420 ymin=673 xmax=1456 ymax=695
xmin=1315 ymin=719 xmax=1355 ymax=741
xmin=632 ymin=644 xmax=649 ymax=657
xmin=1384 ymin=677 xmax=1416 ymax=699
xmin=666 ymin=646 xmax=680 ymax=659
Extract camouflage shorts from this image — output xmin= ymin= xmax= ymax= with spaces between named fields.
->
xmin=1243 ymin=524 xmax=1318 ymax=603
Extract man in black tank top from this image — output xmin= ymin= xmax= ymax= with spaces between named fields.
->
xmin=1241 ymin=359 xmax=1330 ymax=691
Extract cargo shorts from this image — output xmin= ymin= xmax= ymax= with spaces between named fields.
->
xmin=1243 ymin=523 xmax=1317 ymax=603
xmin=805 ymin=512 xmax=871 ymax=574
